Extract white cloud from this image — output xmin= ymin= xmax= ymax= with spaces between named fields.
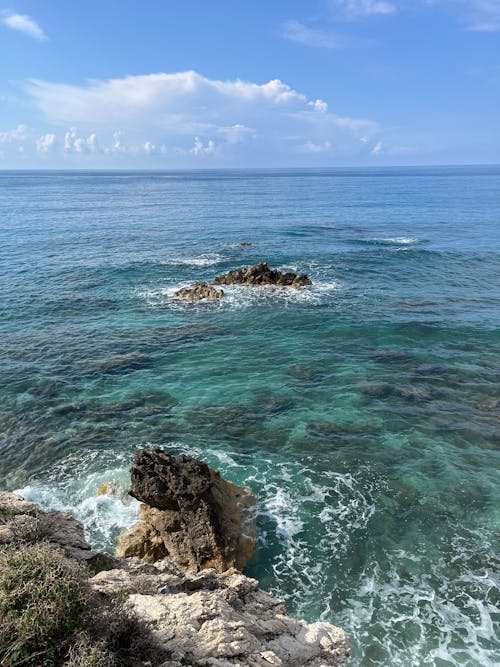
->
xmin=190 ymin=137 xmax=216 ymax=156
xmin=329 ymin=0 xmax=397 ymax=18
xmin=217 ymin=123 xmax=256 ymax=143
xmin=36 ymin=133 xmax=56 ymax=153
xmin=282 ymin=20 xmax=342 ymax=48
xmin=300 ymin=140 xmax=333 ymax=153
xmin=308 ymin=99 xmax=329 ymax=112
xmin=371 ymin=140 xmax=384 ymax=155
xmin=64 ymin=127 xmax=99 ymax=153
xmin=1 ymin=11 xmax=47 ymax=41
xmin=0 ymin=124 xmax=29 ymax=143
xmin=21 ymin=70 xmax=380 ymax=163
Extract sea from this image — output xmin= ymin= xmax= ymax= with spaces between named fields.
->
xmin=1 ymin=167 xmax=499 ymax=666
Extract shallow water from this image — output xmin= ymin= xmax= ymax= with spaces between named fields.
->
xmin=1 ymin=167 xmax=499 ymax=666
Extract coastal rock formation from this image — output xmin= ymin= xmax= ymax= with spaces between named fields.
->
xmin=173 ymin=282 xmax=224 ymax=301
xmin=0 ymin=491 xmax=92 ymax=561
xmin=91 ymin=557 xmax=350 ymax=667
xmin=0 ymin=457 xmax=349 ymax=666
xmin=118 ymin=448 xmax=256 ymax=572
xmin=214 ymin=262 xmax=312 ymax=288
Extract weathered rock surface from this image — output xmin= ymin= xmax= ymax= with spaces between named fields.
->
xmin=91 ymin=557 xmax=350 ymax=666
xmin=214 ymin=262 xmax=312 ymax=288
xmin=118 ymin=449 xmax=256 ymax=572
xmin=173 ymin=282 xmax=224 ymax=302
xmin=0 ymin=491 xmax=92 ymax=560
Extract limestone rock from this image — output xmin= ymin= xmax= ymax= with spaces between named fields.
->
xmin=173 ymin=282 xmax=224 ymax=302
xmin=91 ymin=558 xmax=350 ymax=666
xmin=118 ymin=449 xmax=255 ymax=572
xmin=213 ymin=262 xmax=312 ymax=288
xmin=0 ymin=492 xmax=92 ymax=560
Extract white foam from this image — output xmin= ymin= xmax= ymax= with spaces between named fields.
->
xmin=160 ymin=253 xmax=223 ymax=267
xmin=379 ymin=237 xmax=419 ymax=245
xmin=16 ymin=466 xmax=140 ymax=552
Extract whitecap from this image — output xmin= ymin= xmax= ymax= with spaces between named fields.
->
xmin=160 ymin=253 xmax=223 ymax=267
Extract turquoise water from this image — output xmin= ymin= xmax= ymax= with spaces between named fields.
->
xmin=1 ymin=167 xmax=499 ymax=666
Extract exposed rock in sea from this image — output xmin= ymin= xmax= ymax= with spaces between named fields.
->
xmin=237 ymin=241 xmax=252 ymax=246
xmin=91 ymin=557 xmax=350 ymax=666
xmin=118 ymin=448 xmax=256 ymax=572
xmin=214 ymin=262 xmax=312 ymax=288
xmin=173 ymin=281 xmax=224 ymax=301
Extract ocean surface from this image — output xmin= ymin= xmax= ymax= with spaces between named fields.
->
xmin=1 ymin=167 xmax=499 ymax=666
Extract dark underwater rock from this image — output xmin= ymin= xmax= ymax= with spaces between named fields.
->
xmin=86 ymin=352 xmax=151 ymax=375
xmin=214 ymin=262 xmax=312 ymax=288
xmin=370 ymin=348 xmax=413 ymax=363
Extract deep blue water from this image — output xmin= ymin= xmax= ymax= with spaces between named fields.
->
xmin=1 ymin=167 xmax=499 ymax=666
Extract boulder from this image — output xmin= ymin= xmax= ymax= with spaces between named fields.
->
xmin=91 ymin=558 xmax=350 ymax=666
xmin=118 ymin=449 xmax=256 ymax=573
xmin=214 ymin=262 xmax=312 ymax=288
xmin=0 ymin=491 xmax=92 ymax=561
xmin=173 ymin=282 xmax=224 ymax=302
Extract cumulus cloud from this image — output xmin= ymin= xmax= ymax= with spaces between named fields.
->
xmin=0 ymin=124 xmax=29 ymax=143
xmin=190 ymin=137 xmax=216 ymax=156
xmin=308 ymin=99 xmax=329 ymax=112
xmin=1 ymin=11 xmax=47 ymax=41
xmin=23 ymin=69 xmax=378 ymax=162
xmin=36 ymin=133 xmax=56 ymax=153
xmin=64 ymin=127 xmax=99 ymax=153
xmin=282 ymin=20 xmax=342 ymax=48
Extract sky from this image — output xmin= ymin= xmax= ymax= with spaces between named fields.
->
xmin=0 ymin=0 xmax=499 ymax=168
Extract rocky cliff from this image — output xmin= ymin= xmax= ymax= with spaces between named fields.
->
xmin=0 ymin=451 xmax=350 ymax=666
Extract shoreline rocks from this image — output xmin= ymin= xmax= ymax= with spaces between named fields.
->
xmin=92 ymin=557 xmax=350 ymax=666
xmin=118 ymin=448 xmax=256 ymax=573
xmin=0 ymin=448 xmax=350 ymax=666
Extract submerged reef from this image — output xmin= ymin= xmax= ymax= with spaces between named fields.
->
xmin=0 ymin=450 xmax=349 ymax=666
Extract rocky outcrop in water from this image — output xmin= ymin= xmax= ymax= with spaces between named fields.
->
xmin=214 ymin=262 xmax=312 ymax=288
xmin=92 ymin=557 xmax=350 ymax=667
xmin=173 ymin=282 xmax=224 ymax=302
xmin=118 ymin=448 xmax=256 ymax=572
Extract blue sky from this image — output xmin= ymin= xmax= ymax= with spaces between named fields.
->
xmin=0 ymin=0 xmax=498 ymax=167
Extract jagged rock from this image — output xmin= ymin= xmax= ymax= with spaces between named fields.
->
xmin=118 ymin=449 xmax=256 ymax=572
xmin=0 ymin=492 xmax=92 ymax=560
xmin=91 ymin=558 xmax=350 ymax=666
xmin=173 ymin=282 xmax=224 ymax=302
xmin=237 ymin=241 xmax=252 ymax=247
xmin=213 ymin=262 xmax=312 ymax=288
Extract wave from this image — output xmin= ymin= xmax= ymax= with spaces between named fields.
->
xmin=160 ymin=253 xmax=224 ymax=267
xmin=13 ymin=440 xmax=499 ymax=666
xmin=353 ymin=237 xmax=422 ymax=247
xmin=15 ymin=465 xmax=140 ymax=552
xmin=140 ymin=279 xmax=341 ymax=310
